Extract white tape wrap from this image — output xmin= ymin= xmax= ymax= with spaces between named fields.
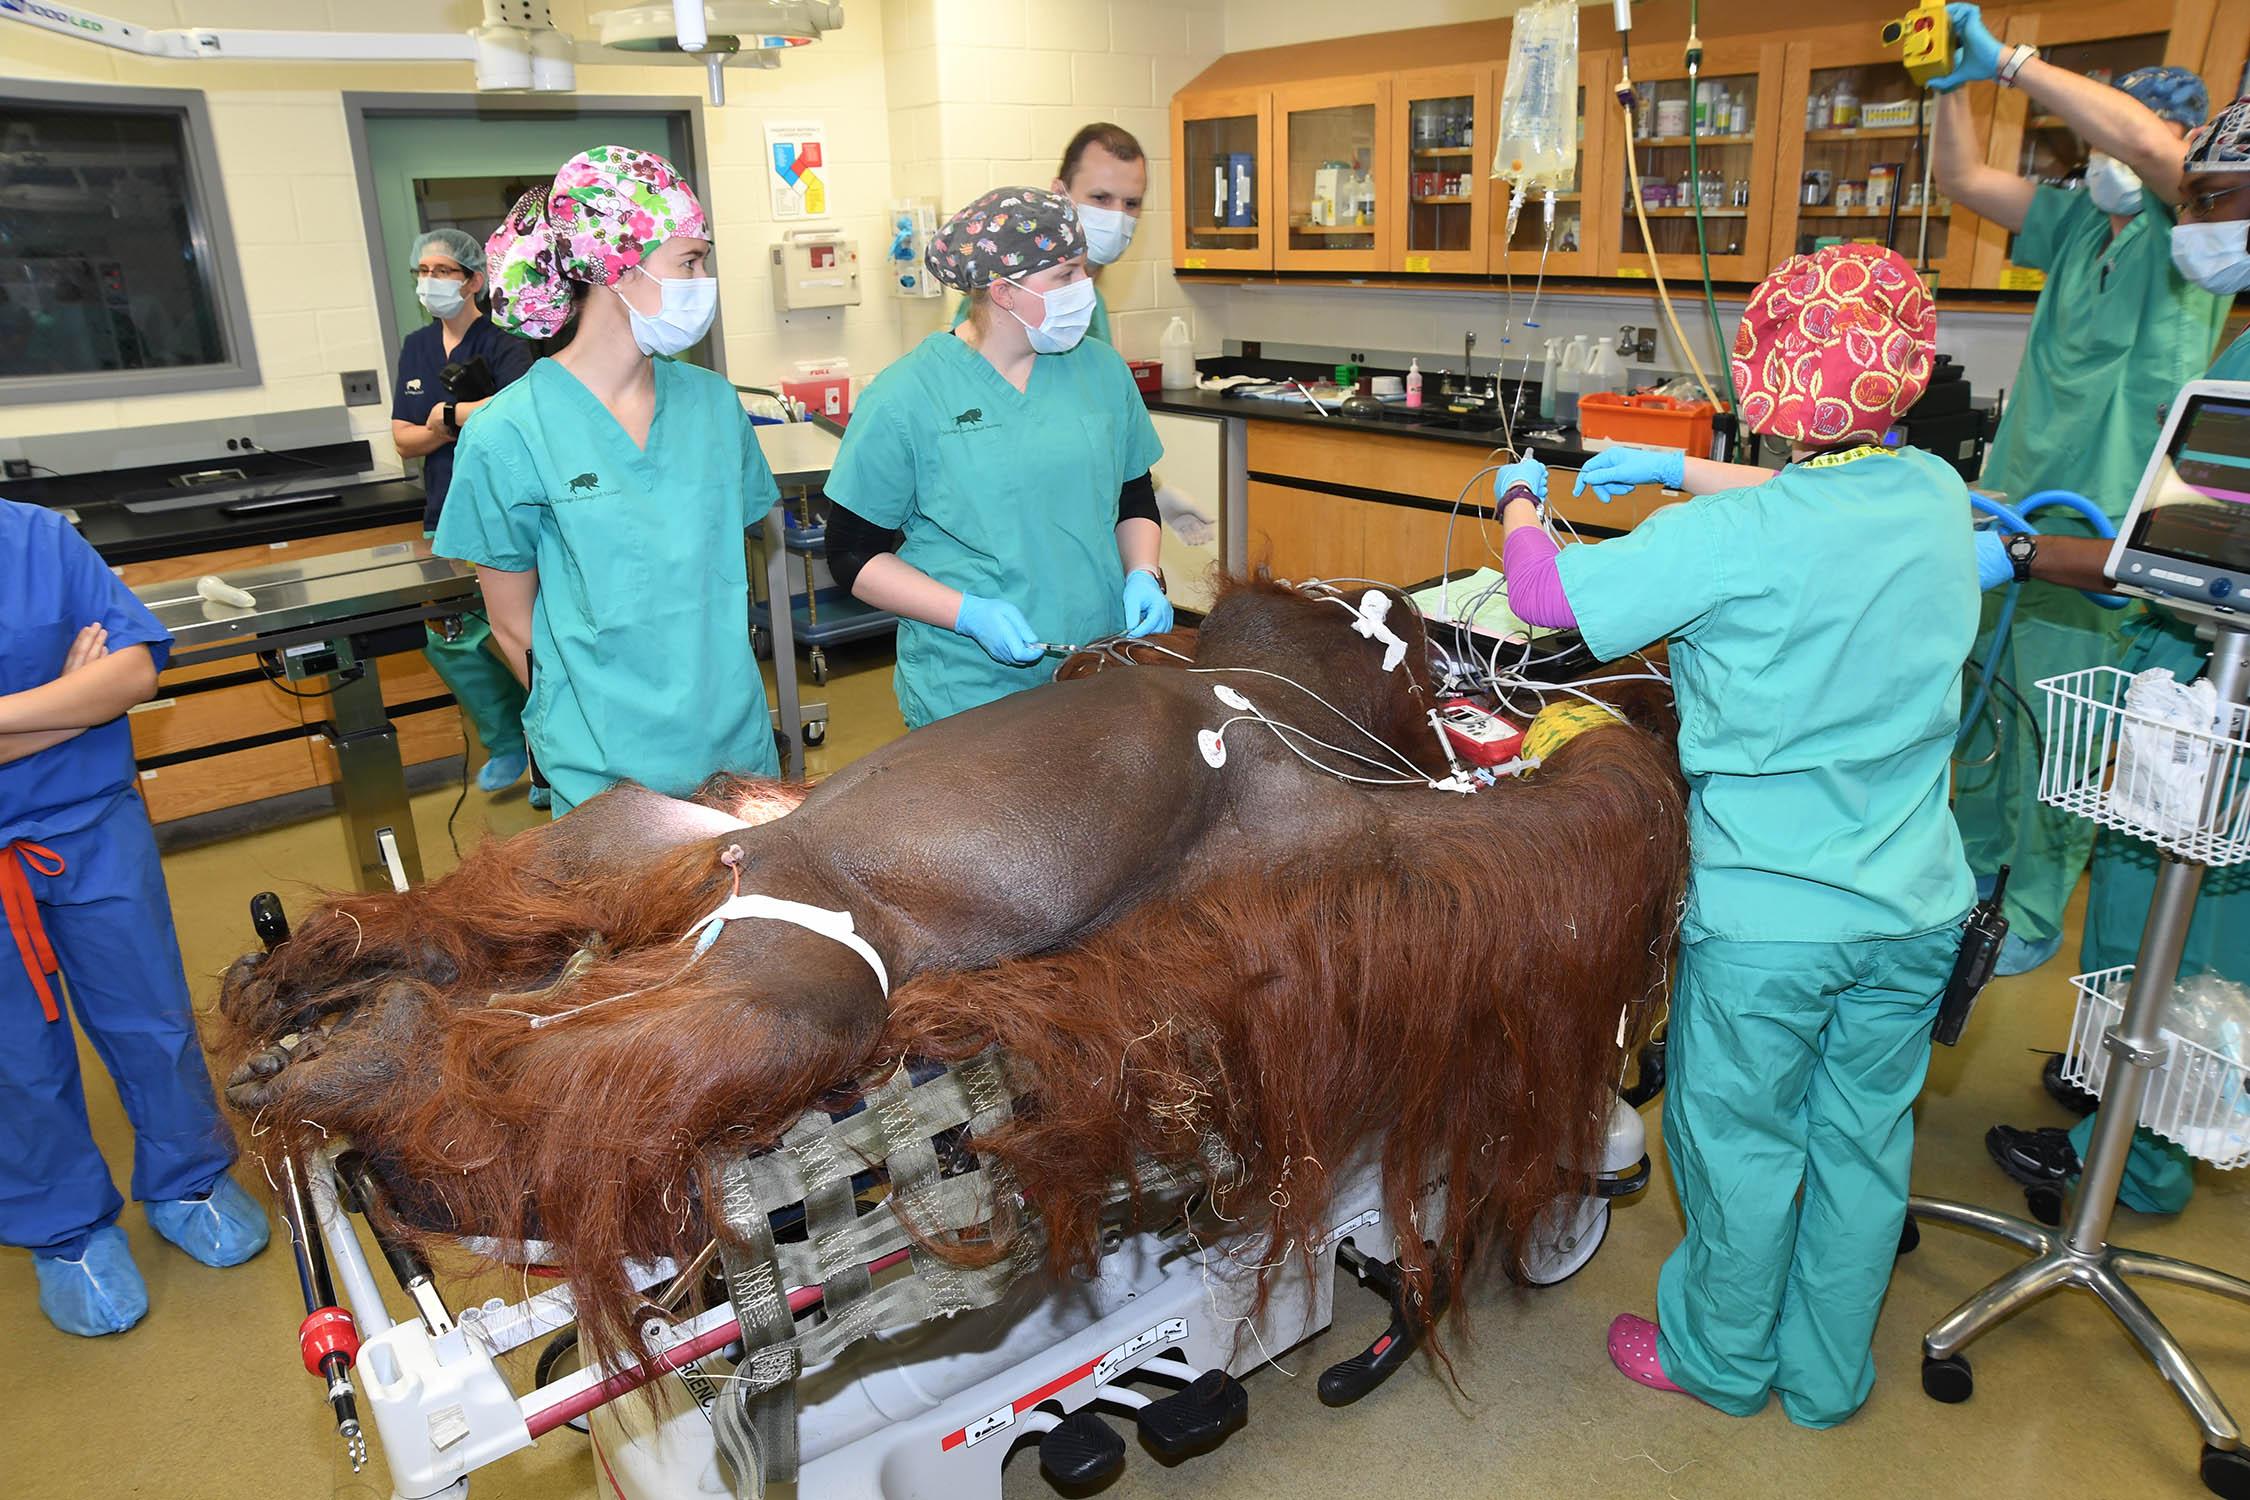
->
xmin=687 ymin=893 xmax=892 ymax=996
xmin=1352 ymin=590 xmax=1409 ymax=674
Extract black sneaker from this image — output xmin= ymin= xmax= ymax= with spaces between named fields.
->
xmin=1986 ymin=1124 xmax=2081 ymax=1189
xmin=2041 ymin=1054 xmax=2099 ymax=1117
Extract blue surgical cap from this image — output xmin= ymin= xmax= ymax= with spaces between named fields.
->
xmin=2115 ymin=66 xmax=2209 ymax=130
xmin=411 ymin=226 xmax=485 ymax=273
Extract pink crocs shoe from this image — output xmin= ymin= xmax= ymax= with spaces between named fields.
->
xmin=1608 ymin=1313 xmax=1688 ymax=1395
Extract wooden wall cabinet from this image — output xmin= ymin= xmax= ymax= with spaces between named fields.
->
xmin=1172 ymin=87 xmax=1276 ymax=272
xmin=1600 ymin=39 xmax=1789 ymax=283
xmin=1391 ymin=65 xmax=1493 ymax=275
xmin=1487 ymin=50 xmax=1613 ymax=279
xmin=1274 ymin=77 xmax=1395 ymax=272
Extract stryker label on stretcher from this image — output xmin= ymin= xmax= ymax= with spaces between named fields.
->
xmin=1316 ymin=1208 xmax=1382 ymax=1252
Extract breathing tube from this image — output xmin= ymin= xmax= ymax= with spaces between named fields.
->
xmin=1957 ymin=489 xmax=2130 ymax=754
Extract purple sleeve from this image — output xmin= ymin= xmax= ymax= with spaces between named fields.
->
xmin=1502 ymin=525 xmax=1578 ymax=628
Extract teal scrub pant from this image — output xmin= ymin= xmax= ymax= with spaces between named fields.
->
xmin=423 ymin=615 xmax=526 ymax=763
xmin=1656 ymin=926 xmax=1958 ymax=1427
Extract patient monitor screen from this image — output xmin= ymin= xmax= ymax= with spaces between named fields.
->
xmin=2127 ymin=394 xmax=2250 ymax=577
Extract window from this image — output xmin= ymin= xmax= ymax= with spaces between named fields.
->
xmin=0 ymin=81 xmax=258 ymax=403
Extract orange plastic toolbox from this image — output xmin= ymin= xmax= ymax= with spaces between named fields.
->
xmin=1577 ymin=391 xmax=1719 ymax=459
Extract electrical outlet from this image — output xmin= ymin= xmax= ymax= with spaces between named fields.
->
xmin=341 ymin=369 xmax=382 ymax=407
xmin=3 ymin=458 xmax=30 ymax=480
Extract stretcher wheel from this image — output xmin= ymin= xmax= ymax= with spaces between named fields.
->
xmin=1921 ymin=1352 xmax=1973 ymax=1404
xmin=803 ymin=719 xmax=827 ymax=748
xmin=2202 ymin=1444 xmax=2250 ymax=1499
xmin=810 ymin=647 xmax=830 ymax=685
xmin=1620 ymin=1031 xmax=1667 ymax=1108
xmin=1897 ymin=1214 xmax=1920 ymax=1256
xmin=751 ymin=624 xmax=771 ymax=660
xmin=1518 ymin=1196 xmax=1609 ymax=1287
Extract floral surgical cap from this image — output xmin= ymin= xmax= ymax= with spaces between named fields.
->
xmin=2184 ymin=96 xmax=2250 ymax=175
xmin=2114 ymin=66 xmax=2210 ymax=130
xmin=924 ymin=187 xmax=1084 ymax=292
xmin=484 ymin=145 xmax=710 ymax=338
xmin=1730 ymin=244 xmax=1936 ymax=448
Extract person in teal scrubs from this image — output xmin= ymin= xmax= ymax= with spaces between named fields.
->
xmin=1508 ymin=245 xmax=1977 ymax=1427
xmin=1982 ymin=97 xmax=2250 ymax=1218
xmin=947 ymin=123 xmax=1147 ymax=347
xmin=434 ymin=146 xmax=780 ymax=815
xmin=824 ymin=187 xmax=1168 ymax=729
xmin=388 ymin=226 xmax=541 ymax=806
xmin=1932 ymin=7 xmax=2230 ymax=974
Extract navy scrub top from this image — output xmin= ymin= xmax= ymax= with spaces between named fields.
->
xmin=392 ymin=314 xmax=535 ymax=530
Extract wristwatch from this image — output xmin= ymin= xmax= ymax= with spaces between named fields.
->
xmin=442 ymin=401 xmax=460 ymax=433
xmin=1132 ymin=564 xmax=1168 ymax=592
xmin=2005 ymin=531 xmax=2037 ymax=583
xmin=1997 ymin=43 xmax=2037 ymax=86
xmin=1500 ymin=482 xmax=1541 ymax=511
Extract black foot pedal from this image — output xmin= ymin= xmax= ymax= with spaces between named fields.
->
xmin=1319 ymin=1252 xmax=1446 ymax=1407
xmin=1136 ymin=1369 xmax=1247 ymax=1460
xmin=1040 ymin=1409 xmax=1125 ymax=1489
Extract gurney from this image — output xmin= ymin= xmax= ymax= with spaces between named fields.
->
xmin=255 ymin=893 xmax=1652 ymax=1500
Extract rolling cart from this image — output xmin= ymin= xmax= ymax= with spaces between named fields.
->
xmin=1904 ymin=381 xmax=2250 ymax=1498
xmin=748 ymin=497 xmax=898 ymax=715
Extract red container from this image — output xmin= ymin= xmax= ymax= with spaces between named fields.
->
xmin=1127 ymin=359 xmax=1163 ymax=395
xmin=1576 ymin=391 xmax=1718 ymax=460
xmin=784 ymin=375 xmax=852 ymax=424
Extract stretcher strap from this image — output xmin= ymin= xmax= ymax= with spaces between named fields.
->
xmin=0 ymin=841 xmax=65 ymax=1022
xmin=712 ymin=1155 xmax=802 ymax=1500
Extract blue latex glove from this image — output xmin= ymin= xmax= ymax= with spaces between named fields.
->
xmin=1572 ymin=445 xmax=1687 ymax=501
xmin=147 ymin=1174 xmax=271 ymax=1268
xmin=1122 ymin=568 xmax=1173 ymax=637
xmin=1974 ymin=529 xmax=2016 ymax=591
xmin=1493 ymin=455 xmax=1549 ymax=507
xmin=1929 ymin=3 xmax=2005 ymax=93
xmin=34 ymin=1226 xmax=148 ymax=1337
xmin=954 ymin=592 xmax=1044 ymax=665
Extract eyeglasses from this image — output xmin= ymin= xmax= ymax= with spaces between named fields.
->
xmin=412 ymin=264 xmax=472 ymax=281
xmin=2183 ymin=181 xmax=2250 ymax=219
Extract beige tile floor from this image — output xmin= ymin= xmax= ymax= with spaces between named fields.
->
xmin=2 ymin=644 xmax=2244 ymax=1499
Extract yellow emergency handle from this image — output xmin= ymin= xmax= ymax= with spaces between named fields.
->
xmin=1882 ymin=1 xmax=1954 ymax=88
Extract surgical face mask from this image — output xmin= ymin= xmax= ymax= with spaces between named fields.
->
xmin=614 ymin=267 xmax=718 ymax=357
xmin=417 ymin=276 xmax=467 ymax=320
xmin=998 ymin=273 xmax=1096 ymax=354
xmin=2084 ymin=152 xmax=2144 ymax=216
xmin=1075 ymin=202 xmax=1137 ymax=266
xmin=2170 ymin=219 xmax=2250 ymax=295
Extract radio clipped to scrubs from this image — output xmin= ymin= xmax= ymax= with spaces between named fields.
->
xmin=1934 ymin=864 xmax=2010 ymax=1047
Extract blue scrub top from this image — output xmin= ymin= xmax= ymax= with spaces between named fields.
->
xmin=1556 ymin=446 xmax=1979 ymax=943
xmin=392 ymin=314 xmax=536 ymax=530
xmin=0 ymin=500 xmax=173 ymax=844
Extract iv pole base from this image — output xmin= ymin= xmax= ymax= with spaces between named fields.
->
xmin=1907 ymin=1192 xmax=2249 ymax=1474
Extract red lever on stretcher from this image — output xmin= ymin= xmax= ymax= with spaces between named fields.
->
xmin=300 ymin=1305 xmax=361 ymax=1376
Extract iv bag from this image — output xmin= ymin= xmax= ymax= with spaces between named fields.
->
xmin=1494 ymin=0 xmax=1580 ymax=194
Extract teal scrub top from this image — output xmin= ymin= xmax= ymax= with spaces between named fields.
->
xmin=433 ymin=357 xmax=781 ymax=814
xmin=1556 ymin=446 xmax=1980 ymax=943
xmin=825 ymin=329 xmax=1163 ymax=728
xmin=949 ymin=281 xmax=1114 ymax=346
xmin=2214 ymin=323 xmax=2250 ymax=382
xmin=1982 ymin=186 xmax=2232 ymax=523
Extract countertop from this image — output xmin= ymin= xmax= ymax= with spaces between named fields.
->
xmin=71 ymin=475 xmax=427 ymax=566
xmin=1143 ymin=386 xmax=1595 ymax=466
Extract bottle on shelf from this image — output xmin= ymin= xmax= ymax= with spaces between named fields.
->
xmin=1833 ymin=78 xmax=1860 ymax=129
xmin=1406 ymin=357 xmax=1424 ymax=409
xmin=1731 ymin=95 xmax=1748 ymax=134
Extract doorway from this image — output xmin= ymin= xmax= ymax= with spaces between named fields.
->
xmin=346 ymin=96 xmax=716 ymax=386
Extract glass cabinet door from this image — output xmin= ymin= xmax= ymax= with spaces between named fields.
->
xmin=1276 ymin=79 xmax=1391 ymax=271
xmin=1794 ymin=60 xmax=1959 ymax=284
xmin=1173 ymin=89 xmax=1272 ymax=271
xmin=1495 ymin=81 xmax=1588 ymax=268
xmin=1614 ymin=69 xmax=1759 ymax=273
xmin=1394 ymin=67 xmax=1490 ymax=274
